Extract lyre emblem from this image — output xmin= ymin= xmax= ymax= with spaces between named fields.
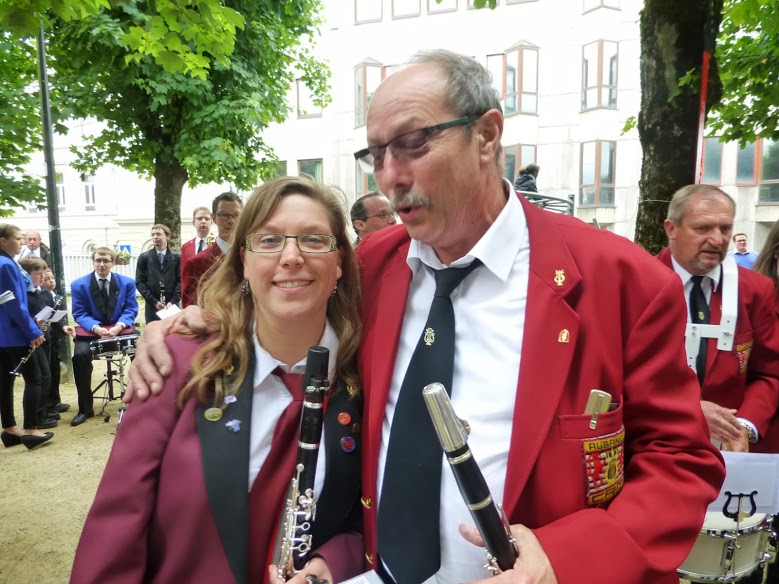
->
xmin=554 ymin=270 xmax=565 ymax=287
xmin=558 ymin=329 xmax=570 ymax=343
xmin=424 ymin=327 xmax=435 ymax=346
xmin=698 ymin=311 xmax=705 ymax=321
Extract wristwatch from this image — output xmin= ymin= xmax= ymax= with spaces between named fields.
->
xmin=739 ymin=420 xmax=758 ymax=443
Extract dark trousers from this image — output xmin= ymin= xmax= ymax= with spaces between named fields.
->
xmin=144 ymin=303 xmax=160 ymax=324
xmin=0 ymin=346 xmax=26 ymax=428
xmin=72 ymin=337 xmax=95 ymax=414
xmin=30 ymin=347 xmax=51 ymax=422
xmin=46 ymin=330 xmax=63 ymax=407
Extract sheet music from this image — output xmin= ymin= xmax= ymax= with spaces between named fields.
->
xmin=708 ymin=451 xmax=779 ymax=514
xmin=33 ymin=306 xmax=67 ymax=323
xmin=156 ymin=304 xmax=181 ymax=320
xmin=341 ymin=570 xmax=383 ymax=584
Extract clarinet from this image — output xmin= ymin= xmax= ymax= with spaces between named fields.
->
xmin=11 ymin=295 xmax=62 ymax=377
xmin=274 ymin=346 xmax=330 ymax=583
xmin=159 ymin=280 xmax=166 ymax=307
xmin=422 ymin=382 xmax=520 ymax=575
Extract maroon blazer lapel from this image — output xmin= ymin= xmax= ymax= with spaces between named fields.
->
xmin=503 ymin=198 xmax=583 ymax=515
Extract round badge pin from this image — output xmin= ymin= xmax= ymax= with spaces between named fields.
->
xmin=204 ymin=407 xmax=223 ymax=422
xmin=340 ymin=436 xmax=356 ymax=453
xmin=337 ymin=412 xmax=351 ymax=426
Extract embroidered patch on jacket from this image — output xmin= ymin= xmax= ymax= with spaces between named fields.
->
xmin=582 ymin=427 xmax=625 ymax=507
xmin=736 ymin=341 xmax=753 ymax=375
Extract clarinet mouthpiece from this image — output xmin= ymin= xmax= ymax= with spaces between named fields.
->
xmin=422 ymin=382 xmax=468 ymax=452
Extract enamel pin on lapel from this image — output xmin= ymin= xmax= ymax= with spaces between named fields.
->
xmin=204 ymin=407 xmax=222 ymax=422
xmin=558 ymin=329 xmax=570 ymax=343
xmin=424 ymin=327 xmax=435 ymax=346
xmin=554 ymin=269 xmax=565 ymax=287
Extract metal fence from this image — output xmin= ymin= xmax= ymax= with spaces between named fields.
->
xmin=61 ymin=255 xmax=139 ymax=292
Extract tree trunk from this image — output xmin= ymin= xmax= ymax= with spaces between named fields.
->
xmin=636 ymin=0 xmax=723 ymax=254
xmin=153 ymin=157 xmax=188 ymax=250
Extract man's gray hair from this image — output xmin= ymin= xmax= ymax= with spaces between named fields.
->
xmin=409 ymin=49 xmax=502 ymax=118
xmin=666 ymin=184 xmax=736 ymax=225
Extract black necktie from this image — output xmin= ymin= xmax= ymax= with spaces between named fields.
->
xmin=158 ymin=251 xmax=165 ymax=265
xmin=197 ymin=239 xmax=205 ymax=253
xmin=690 ymin=275 xmax=710 ymax=385
xmin=98 ymin=278 xmax=108 ymax=301
xmin=378 ymin=259 xmax=482 ymax=584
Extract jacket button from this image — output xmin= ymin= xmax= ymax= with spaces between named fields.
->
xmin=360 ymin=497 xmax=372 ymax=509
xmin=365 ymin=553 xmax=374 ymax=565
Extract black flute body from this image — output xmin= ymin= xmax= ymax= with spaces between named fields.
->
xmin=422 ymin=382 xmax=519 ymax=575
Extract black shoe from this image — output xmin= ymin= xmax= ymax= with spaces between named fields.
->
xmin=21 ymin=432 xmax=53 ymax=450
xmin=37 ymin=418 xmax=58 ymax=429
xmin=70 ymin=411 xmax=95 ymax=427
xmin=44 ymin=410 xmax=61 ymax=420
xmin=1 ymin=431 xmax=22 ymax=447
xmin=54 ymin=403 xmax=70 ymax=413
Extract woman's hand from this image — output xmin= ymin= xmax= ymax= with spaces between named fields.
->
xmin=268 ymin=558 xmax=334 ymax=584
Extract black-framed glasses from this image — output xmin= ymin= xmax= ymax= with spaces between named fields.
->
xmin=216 ymin=212 xmax=241 ymax=221
xmin=354 ymin=115 xmax=482 ymax=173
xmin=362 ymin=210 xmax=395 ymax=221
xmin=245 ymin=233 xmax=338 ymax=254
xmin=93 ymin=258 xmax=114 ymax=264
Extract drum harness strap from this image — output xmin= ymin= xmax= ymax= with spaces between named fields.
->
xmin=684 ymin=255 xmax=739 ymax=373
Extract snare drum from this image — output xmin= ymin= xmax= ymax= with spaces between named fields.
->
xmin=678 ymin=512 xmax=773 ymax=582
xmin=90 ymin=334 xmax=138 ymax=358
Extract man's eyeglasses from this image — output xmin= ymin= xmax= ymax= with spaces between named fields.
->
xmin=93 ymin=258 xmax=114 ymax=264
xmin=735 ymin=239 xmax=747 ymax=244
xmin=354 ymin=115 xmax=482 ymax=173
xmin=216 ymin=212 xmax=241 ymax=221
xmin=245 ymin=233 xmax=338 ymax=254
xmin=362 ymin=210 xmax=395 ymax=221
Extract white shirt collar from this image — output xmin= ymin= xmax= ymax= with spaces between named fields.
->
xmin=670 ymin=255 xmax=721 ymax=291
xmin=94 ymin=272 xmax=113 ymax=284
xmin=406 ymin=179 xmax=527 ymax=281
xmin=216 ymin=236 xmax=230 ymax=255
xmin=252 ymin=319 xmax=339 ymax=388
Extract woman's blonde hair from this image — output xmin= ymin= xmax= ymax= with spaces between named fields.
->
xmin=754 ymin=219 xmax=779 ymax=291
xmin=179 ymin=176 xmax=362 ymax=407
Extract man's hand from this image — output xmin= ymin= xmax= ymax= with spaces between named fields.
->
xmin=63 ymin=325 xmax=75 ymax=337
xmin=155 ymin=301 xmax=165 ymax=310
xmin=722 ymin=426 xmax=749 ymax=452
xmin=267 ymin=558 xmax=333 ymax=584
xmin=461 ymin=523 xmax=558 ymax=584
xmin=31 ymin=335 xmax=45 ymax=349
xmin=107 ymin=324 xmax=123 ymax=338
xmin=93 ymin=326 xmax=111 ymax=339
xmin=124 ymin=305 xmax=207 ymax=403
xmin=700 ymin=400 xmax=743 ymax=443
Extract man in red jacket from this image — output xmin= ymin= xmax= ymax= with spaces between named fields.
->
xmin=657 ymin=184 xmax=779 ymax=452
xmin=127 ymin=50 xmax=725 ymax=584
xmin=179 ymin=206 xmax=213 ymax=301
xmin=181 ymin=192 xmax=242 ymax=307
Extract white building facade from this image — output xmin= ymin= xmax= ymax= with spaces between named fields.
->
xmin=9 ymin=0 xmax=779 ymax=269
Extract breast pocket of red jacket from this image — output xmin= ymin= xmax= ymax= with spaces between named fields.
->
xmin=559 ymin=403 xmax=625 ymax=508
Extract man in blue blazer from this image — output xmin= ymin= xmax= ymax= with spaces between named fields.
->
xmin=71 ymin=247 xmax=138 ymax=426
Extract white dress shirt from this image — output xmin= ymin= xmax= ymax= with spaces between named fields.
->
xmin=248 ymin=320 xmax=338 ymax=493
xmin=195 ymin=237 xmax=208 ymax=253
xmin=378 ymin=182 xmax=530 ymax=582
xmin=216 ymin=236 xmax=230 ymax=255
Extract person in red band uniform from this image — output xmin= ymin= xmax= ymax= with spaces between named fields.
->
xmin=125 ymin=50 xmax=725 ymax=584
xmin=72 ymin=177 xmax=364 ymax=584
xmin=180 ymin=206 xmax=214 ymax=301
xmin=657 ymin=185 xmax=779 ymax=453
xmin=181 ymin=192 xmax=243 ymax=308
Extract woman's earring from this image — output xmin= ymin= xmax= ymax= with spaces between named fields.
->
xmin=241 ymin=280 xmax=250 ymax=296
xmin=332 ymin=280 xmax=338 ymax=296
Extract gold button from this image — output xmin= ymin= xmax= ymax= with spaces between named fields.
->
xmin=360 ymin=497 xmax=372 ymax=509
xmin=365 ymin=553 xmax=374 ymax=565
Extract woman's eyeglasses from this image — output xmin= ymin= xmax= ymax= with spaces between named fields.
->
xmin=245 ymin=233 xmax=337 ymax=254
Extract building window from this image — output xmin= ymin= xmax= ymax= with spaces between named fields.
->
xmin=356 ymin=0 xmax=382 ymax=23
xmin=582 ymin=40 xmax=618 ymax=110
xmin=580 ymin=140 xmax=616 ymax=206
xmin=56 ymin=171 xmax=66 ymax=210
xmin=583 ymin=0 xmax=619 ymax=12
xmin=737 ymin=142 xmax=757 ymax=184
xmin=355 ymin=59 xmax=383 ymax=128
xmin=298 ymin=159 xmax=323 ymax=183
xmin=393 ymin=0 xmax=420 ymax=18
xmin=702 ymin=137 xmax=723 ymax=185
xmin=504 ymin=144 xmax=537 ymax=183
xmin=488 ymin=43 xmax=539 ymax=116
xmin=759 ymin=138 xmax=779 ymax=203
xmin=428 ymin=0 xmax=457 ymax=13
xmin=356 ymin=164 xmax=379 ymax=196
xmin=296 ymin=80 xmax=322 ymax=119
xmin=83 ymin=174 xmax=96 ymax=211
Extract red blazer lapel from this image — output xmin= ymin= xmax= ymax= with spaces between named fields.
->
xmin=707 ymin=284 xmax=723 ymax=376
xmin=503 ymin=198 xmax=582 ymax=515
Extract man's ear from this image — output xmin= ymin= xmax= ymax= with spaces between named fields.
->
xmin=477 ymin=109 xmax=503 ymax=164
xmin=353 ymin=220 xmax=366 ymax=235
xmin=663 ymin=219 xmax=677 ymax=241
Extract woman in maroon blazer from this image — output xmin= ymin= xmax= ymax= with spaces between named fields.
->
xmin=71 ymin=176 xmax=364 ymax=584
